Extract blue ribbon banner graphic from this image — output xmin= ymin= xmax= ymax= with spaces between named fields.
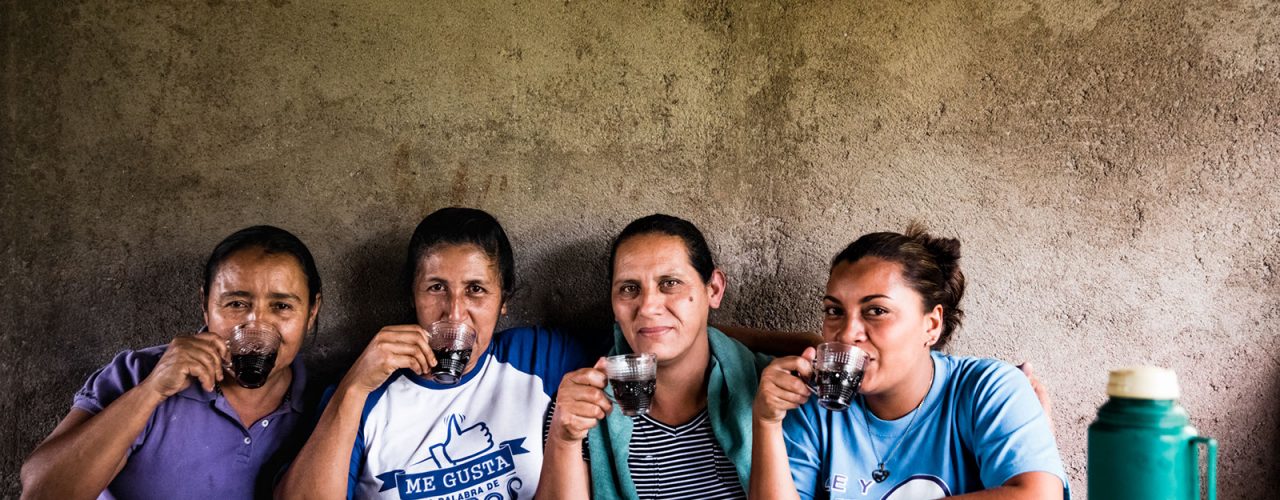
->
xmin=376 ymin=439 xmax=530 ymax=499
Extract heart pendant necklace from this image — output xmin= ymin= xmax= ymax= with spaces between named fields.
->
xmin=859 ymin=394 xmax=924 ymax=484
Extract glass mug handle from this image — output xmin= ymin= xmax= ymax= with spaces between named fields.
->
xmin=222 ymin=339 xmax=234 ymax=372
xmin=1191 ymin=435 xmax=1217 ymax=500
xmin=195 ymin=325 xmax=233 ymax=371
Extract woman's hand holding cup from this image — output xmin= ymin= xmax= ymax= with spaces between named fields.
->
xmin=548 ymin=358 xmax=612 ymax=444
xmin=144 ymin=332 xmax=230 ymax=397
xmin=341 ymin=324 xmax=437 ymax=395
xmin=753 ymin=347 xmax=817 ymax=425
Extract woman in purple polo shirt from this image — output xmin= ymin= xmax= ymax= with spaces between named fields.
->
xmin=21 ymin=225 xmax=323 ymax=499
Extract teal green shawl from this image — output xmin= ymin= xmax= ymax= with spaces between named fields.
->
xmin=587 ymin=325 xmax=772 ymax=500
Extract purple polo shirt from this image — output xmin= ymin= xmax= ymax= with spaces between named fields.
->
xmin=72 ymin=344 xmax=308 ymax=500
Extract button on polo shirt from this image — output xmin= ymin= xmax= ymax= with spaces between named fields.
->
xmin=72 ymin=345 xmax=309 ymax=500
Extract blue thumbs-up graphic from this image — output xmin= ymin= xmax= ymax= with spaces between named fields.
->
xmin=426 ymin=414 xmax=495 ymax=468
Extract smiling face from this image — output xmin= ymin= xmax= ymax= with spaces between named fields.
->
xmin=413 ymin=243 xmax=505 ymax=373
xmin=821 ymin=257 xmax=942 ymax=396
xmin=203 ymin=247 xmax=320 ymax=376
xmin=611 ymin=233 xmax=725 ymax=368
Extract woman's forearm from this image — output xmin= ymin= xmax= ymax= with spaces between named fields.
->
xmin=276 ymin=383 xmax=370 ymax=499
xmin=947 ymin=472 xmax=1063 ymax=500
xmin=749 ymin=420 xmax=801 ymax=500
xmin=533 ymin=437 xmax=590 ymax=499
xmin=21 ymin=386 xmax=165 ymax=499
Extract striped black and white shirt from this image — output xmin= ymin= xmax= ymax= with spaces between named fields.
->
xmin=543 ymin=403 xmax=746 ymax=499
xmin=627 ymin=409 xmax=745 ymax=500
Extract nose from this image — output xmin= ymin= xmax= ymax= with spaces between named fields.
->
xmin=246 ymin=302 xmax=269 ymax=322
xmin=445 ymin=293 xmax=467 ymax=322
xmin=833 ymin=317 xmax=867 ymax=345
xmin=638 ymin=285 xmax=665 ymax=317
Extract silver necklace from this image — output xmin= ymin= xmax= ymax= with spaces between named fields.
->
xmin=859 ymin=394 xmax=925 ymax=483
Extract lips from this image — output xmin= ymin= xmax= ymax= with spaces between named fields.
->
xmin=636 ymin=326 xmax=674 ymax=336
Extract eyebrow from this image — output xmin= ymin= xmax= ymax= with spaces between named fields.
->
xmin=217 ymin=291 xmax=302 ymax=302
xmin=859 ymin=294 xmax=891 ymax=304
xmin=420 ymin=276 xmax=493 ymax=285
xmin=614 ymin=268 xmax=692 ymax=281
xmin=822 ymin=294 xmax=892 ymax=304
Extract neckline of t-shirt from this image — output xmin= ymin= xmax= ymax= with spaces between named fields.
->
xmin=404 ymin=344 xmax=493 ymax=390
xmin=635 ymin=408 xmax=710 ymax=435
xmin=859 ymin=352 xmax=946 ymax=438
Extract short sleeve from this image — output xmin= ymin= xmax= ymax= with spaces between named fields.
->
xmin=782 ymin=402 xmax=825 ymax=500
xmin=72 ymin=347 xmax=164 ymax=415
xmin=961 ymin=361 xmax=1068 ymax=492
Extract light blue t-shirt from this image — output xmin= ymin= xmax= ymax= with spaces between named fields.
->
xmin=331 ymin=326 xmax=591 ymax=500
xmin=783 ymin=351 xmax=1068 ymax=500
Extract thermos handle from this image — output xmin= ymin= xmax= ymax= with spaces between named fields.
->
xmin=1191 ymin=436 xmax=1218 ymax=500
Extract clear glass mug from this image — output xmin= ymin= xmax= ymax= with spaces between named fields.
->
xmin=223 ymin=321 xmax=282 ymax=389
xmin=605 ymin=353 xmax=657 ymax=416
xmin=811 ymin=342 xmax=867 ymax=411
xmin=427 ymin=320 xmax=477 ymax=385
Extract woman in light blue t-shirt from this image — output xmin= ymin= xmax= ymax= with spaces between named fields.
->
xmin=751 ymin=225 xmax=1068 ymax=500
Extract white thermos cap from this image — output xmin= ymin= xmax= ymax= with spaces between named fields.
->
xmin=1106 ymin=366 xmax=1181 ymax=400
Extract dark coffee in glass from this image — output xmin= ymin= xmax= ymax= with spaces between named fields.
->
xmin=815 ymin=368 xmax=863 ymax=411
xmin=427 ymin=321 xmax=476 ymax=385
xmin=226 ymin=322 xmax=282 ymax=389
xmin=232 ymin=352 xmax=278 ymax=389
xmin=431 ymin=348 xmax=472 ymax=385
xmin=611 ymin=378 xmax=656 ymax=416
xmin=605 ymin=353 xmax=657 ymax=416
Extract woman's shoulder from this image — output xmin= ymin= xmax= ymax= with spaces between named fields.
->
xmin=937 ymin=353 xmax=1023 ymax=385
xmin=488 ymin=325 xmax=594 ymax=387
xmin=73 ymin=344 xmax=170 ymax=413
xmin=489 ymin=325 xmax=582 ymax=354
xmin=936 ymin=353 xmax=1033 ymax=403
xmin=91 ymin=344 xmax=170 ymax=383
xmin=934 ymin=353 xmax=1039 ymax=418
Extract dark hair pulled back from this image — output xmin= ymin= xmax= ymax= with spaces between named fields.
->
xmin=608 ymin=214 xmax=716 ymax=284
xmin=203 ymin=225 xmax=322 ymax=304
xmin=831 ymin=222 xmax=965 ymax=349
xmin=405 ymin=207 xmax=516 ymax=300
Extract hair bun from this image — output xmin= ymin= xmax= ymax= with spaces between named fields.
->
xmin=905 ymin=221 xmax=961 ymax=269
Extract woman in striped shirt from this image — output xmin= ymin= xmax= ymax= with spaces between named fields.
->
xmin=537 ymin=214 xmax=770 ymax=500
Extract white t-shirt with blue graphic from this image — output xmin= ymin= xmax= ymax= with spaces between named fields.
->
xmin=783 ymin=352 xmax=1069 ymax=500
xmin=340 ymin=326 xmax=590 ymax=500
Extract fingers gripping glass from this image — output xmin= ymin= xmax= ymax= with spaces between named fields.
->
xmin=427 ymin=321 xmax=477 ymax=385
xmin=604 ymin=353 xmax=657 ymax=416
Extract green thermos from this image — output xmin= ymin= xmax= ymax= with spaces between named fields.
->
xmin=1088 ymin=366 xmax=1217 ymax=499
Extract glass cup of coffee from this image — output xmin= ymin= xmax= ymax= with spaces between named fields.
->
xmin=427 ymin=320 xmax=477 ymax=385
xmin=813 ymin=342 xmax=867 ymax=411
xmin=226 ymin=322 xmax=282 ymax=389
xmin=604 ymin=353 xmax=657 ymax=416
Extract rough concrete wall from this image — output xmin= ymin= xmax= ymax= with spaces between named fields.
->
xmin=3 ymin=0 xmax=1278 ymax=497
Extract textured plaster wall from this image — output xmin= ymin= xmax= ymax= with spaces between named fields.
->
xmin=3 ymin=0 xmax=1279 ymax=497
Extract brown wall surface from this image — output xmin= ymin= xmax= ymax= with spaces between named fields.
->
xmin=3 ymin=0 xmax=1279 ymax=497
